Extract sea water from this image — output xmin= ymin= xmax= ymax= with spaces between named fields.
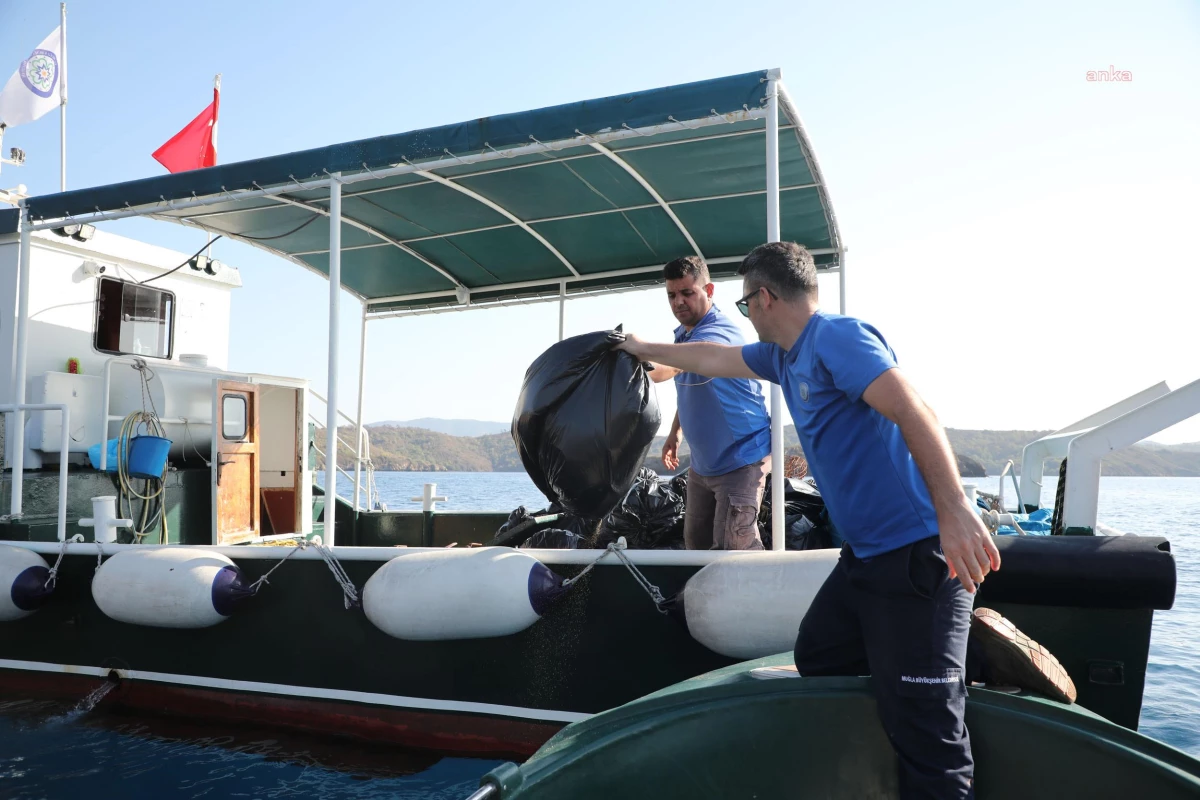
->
xmin=1 ymin=473 xmax=1197 ymax=797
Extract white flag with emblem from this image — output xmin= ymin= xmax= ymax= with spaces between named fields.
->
xmin=0 ymin=26 xmax=66 ymax=128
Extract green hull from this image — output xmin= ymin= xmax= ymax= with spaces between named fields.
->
xmin=483 ymin=656 xmax=1200 ymax=799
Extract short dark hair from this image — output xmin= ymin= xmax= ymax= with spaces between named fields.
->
xmin=737 ymin=242 xmax=817 ymax=301
xmin=663 ymin=255 xmax=710 ymax=285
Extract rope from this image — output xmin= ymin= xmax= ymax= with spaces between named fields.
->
xmin=563 ymin=538 xmax=669 ymax=614
xmin=248 ymin=539 xmax=360 ymax=609
xmin=95 ymin=539 xmax=105 ymax=573
xmin=44 ymin=534 xmax=84 ymax=590
xmin=1051 ymin=458 xmax=1068 ymax=535
xmin=116 ymin=361 xmax=169 ymax=544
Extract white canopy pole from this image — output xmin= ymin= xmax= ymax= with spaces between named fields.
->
xmin=558 ymin=282 xmax=566 ymax=341
xmin=766 ymin=71 xmax=785 ymax=552
xmin=839 ymin=250 xmax=847 ymax=315
xmin=325 ymin=175 xmax=342 ymax=544
xmin=353 ymin=303 xmax=368 ymax=511
xmin=9 ymin=207 xmax=33 ymax=517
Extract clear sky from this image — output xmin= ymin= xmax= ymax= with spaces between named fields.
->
xmin=2 ymin=0 xmax=1198 ymax=441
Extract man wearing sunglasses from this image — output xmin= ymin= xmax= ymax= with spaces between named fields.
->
xmin=616 ymin=241 xmax=1075 ymax=800
xmin=647 ymin=256 xmax=772 ymax=550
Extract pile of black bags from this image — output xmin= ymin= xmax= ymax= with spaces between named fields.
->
xmin=758 ymin=474 xmax=836 ymax=551
xmin=595 ymin=468 xmax=687 ymax=550
xmin=512 ymin=327 xmax=660 ymax=519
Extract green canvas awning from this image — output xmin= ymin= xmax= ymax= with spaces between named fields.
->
xmin=10 ymin=69 xmax=842 ymax=316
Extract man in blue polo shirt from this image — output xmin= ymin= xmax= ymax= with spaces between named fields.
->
xmin=616 ymin=242 xmax=1076 ymax=799
xmin=648 ymin=256 xmax=772 ymax=550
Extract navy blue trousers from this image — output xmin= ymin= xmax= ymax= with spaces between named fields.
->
xmin=794 ymin=536 xmax=976 ymax=800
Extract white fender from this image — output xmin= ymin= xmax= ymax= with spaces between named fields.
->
xmin=0 ymin=545 xmax=51 ymax=621
xmin=683 ymin=550 xmax=839 ymax=659
xmin=364 ymin=548 xmax=566 ymax=641
xmin=92 ymin=548 xmax=252 ymax=628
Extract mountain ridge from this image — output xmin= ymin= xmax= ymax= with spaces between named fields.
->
xmin=324 ymin=420 xmax=1200 ymax=477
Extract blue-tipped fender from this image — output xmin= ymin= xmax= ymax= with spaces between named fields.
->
xmin=92 ymin=548 xmax=254 ymax=628
xmin=0 ymin=544 xmax=53 ymax=621
xmin=363 ymin=548 xmax=567 ymax=640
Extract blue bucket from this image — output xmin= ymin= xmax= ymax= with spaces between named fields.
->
xmin=127 ymin=435 xmax=171 ymax=479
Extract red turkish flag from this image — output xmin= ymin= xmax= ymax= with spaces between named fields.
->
xmin=152 ymin=87 xmax=219 ymax=173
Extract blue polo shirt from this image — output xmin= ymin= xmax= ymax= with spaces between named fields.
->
xmin=741 ymin=312 xmax=938 ymax=558
xmin=673 ymin=306 xmax=771 ymax=477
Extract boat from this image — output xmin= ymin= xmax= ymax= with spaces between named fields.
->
xmin=0 ymin=68 xmax=1196 ymax=759
xmin=469 ymin=655 xmax=1200 ymax=799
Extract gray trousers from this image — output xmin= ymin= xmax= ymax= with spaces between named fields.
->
xmin=682 ymin=457 xmax=769 ymax=550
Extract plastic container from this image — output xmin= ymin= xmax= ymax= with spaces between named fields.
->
xmin=127 ymin=435 xmax=171 ymax=479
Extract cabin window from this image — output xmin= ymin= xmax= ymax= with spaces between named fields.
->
xmin=93 ymin=277 xmax=175 ymax=359
xmin=222 ymin=395 xmax=247 ymax=440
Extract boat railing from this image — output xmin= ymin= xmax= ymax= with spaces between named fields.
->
xmin=1019 ymin=378 xmax=1200 ymax=533
xmin=97 ymin=357 xmax=251 ymax=471
xmin=306 ymin=388 xmax=376 ymax=512
xmin=1 ymin=403 xmax=70 ymax=540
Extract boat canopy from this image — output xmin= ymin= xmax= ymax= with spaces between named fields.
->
xmin=3 ymin=69 xmax=842 ymax=317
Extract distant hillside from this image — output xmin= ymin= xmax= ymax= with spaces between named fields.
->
xmin=369 ymin=418 xmax=509 ymax=437
xmin=319 ymin=423 xmax=1200 ymax=478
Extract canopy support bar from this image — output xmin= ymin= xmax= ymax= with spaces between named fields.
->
xmin=766 ymin=72 xmax=786 ymax=553
xmin=353 ymin=302 xmax=368 ymax=512
xmin=325 ymin=175 xmax=342 ymax=545
xmin=839 ymin=249 xmax=847 ymax=314
xmin=365 ymin=250 xmax=840 ymax=311
xmin=288 ymin=183 xmax=820 ymax=258
xmin=265 ymin=194 xmax=464 ymax=290
xmin=415 ymin=170 xmax=580 ymax=277
xmin=8 ymin=206 xmax=33 ymax=518
xmin=558 ymin=282 xmax=566 ymax=341
xmin=586 ymin=142 xmax=704 ymax=258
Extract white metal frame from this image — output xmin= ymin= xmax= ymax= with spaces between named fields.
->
xmin=1 ymin=404 xmax=69 ymax=539
xmin=765 ymin=71 xmax=787 ymax=551
xmin=97 ymin=356 xmax=251 ymax=471
xmin=325 ymin=175 xmax=342 ymax=545
xmin=585 ymin=141 xmax=704 ymax=258
xmin=415 ymin=169 xmax=580 ymax=277
xmin=1062 ymin=378 xmax=1200 ymax=531
xmin=1018 ymin=382 xmax=1171 ymax=507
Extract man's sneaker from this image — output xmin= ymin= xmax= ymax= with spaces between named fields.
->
xmin=970 ymin=608 xmax=1077 ymax=704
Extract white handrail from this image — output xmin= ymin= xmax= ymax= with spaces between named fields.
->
xmin=1019 ymin=381 xmax=1173 ymax=509
xmin=306 ymin=388 xmax=374 ymax=511
xmin=1 ymin=403 xmax=70 ymax=541
xmin=99 ymin=356 xmax=249 ymax=471
xmin=1063 ymin=377 xmax=1200 ymax=531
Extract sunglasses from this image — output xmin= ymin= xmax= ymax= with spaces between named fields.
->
xmin=735 ymin=286 xmax=777 ymax=318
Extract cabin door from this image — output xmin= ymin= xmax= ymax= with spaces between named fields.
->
xmin=212 ymin=380 xmax=260 ymax=544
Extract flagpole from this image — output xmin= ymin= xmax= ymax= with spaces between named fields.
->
xmin=206 ymin=73 xmax=220 ymax=253
xmin=59 ymin=2 xmax=67 ymax=192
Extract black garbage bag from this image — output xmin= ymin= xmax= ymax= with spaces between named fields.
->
xmin=519 ymin=529 xmax=586 ymax=549
xmin=513 ymin=327 xmax=660 ymax=519
xmin=596 ymin=468 xmax=686 ymax=550
xmin=491 ymin=502 xmax=602 ymax=548
xmin=758 ymin=474 xmax=835 ymax=550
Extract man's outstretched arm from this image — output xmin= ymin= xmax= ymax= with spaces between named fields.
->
xmin=862 ymin=368 xmax=1001 ymax=594
xmin=616 ymin=334 xmax=760 ymax=379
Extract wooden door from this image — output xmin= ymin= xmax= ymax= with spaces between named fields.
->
xmin=214 ymin=381 xmax=260 ymax=544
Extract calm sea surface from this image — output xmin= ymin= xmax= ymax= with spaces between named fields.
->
xmin=1 ymin=472 xmax=1197 ymax=797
